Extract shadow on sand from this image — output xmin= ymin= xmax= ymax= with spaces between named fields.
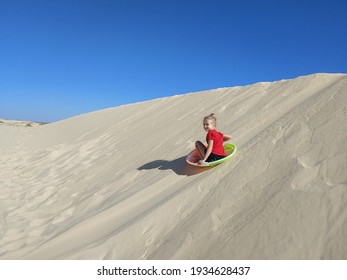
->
xmin=138 ymin=156 xmax=208 ymax=176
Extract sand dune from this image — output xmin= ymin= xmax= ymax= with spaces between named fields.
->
xmin=1 ymin=73 xmax=347 ymax=259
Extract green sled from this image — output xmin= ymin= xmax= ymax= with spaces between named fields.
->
xmin=186 ymin=143 xmax=237 ymax=167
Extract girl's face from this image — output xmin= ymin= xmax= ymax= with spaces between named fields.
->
xmin=203 ymin=119 xmax=215 ymax=132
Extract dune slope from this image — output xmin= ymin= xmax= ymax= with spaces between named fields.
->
xmin=1 ymin=73 xmax=347 ymax=259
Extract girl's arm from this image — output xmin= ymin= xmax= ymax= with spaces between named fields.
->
xmin=223 ymin=134 xmax=232 ymax=142
xmin=202 ymin=139 xmax=213 ymax=162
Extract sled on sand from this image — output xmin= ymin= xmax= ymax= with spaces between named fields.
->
xmin=186 ymin=143 xmax=237 ymax=167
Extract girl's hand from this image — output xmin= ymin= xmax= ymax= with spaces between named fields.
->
xmin=223 ymin=134 xmax=232 ymax=142
xmin=198 ymin=160 xmax=207 ymax=165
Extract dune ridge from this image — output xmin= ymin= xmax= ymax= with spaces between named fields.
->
xmin=1 ymin=73 xmax=347 ymax=259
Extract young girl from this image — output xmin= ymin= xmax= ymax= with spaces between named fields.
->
xmin=195 ymin=113 xmax=231 ymax=165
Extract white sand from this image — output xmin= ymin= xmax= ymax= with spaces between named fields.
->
xmin=1 ymin=73 xmax=347 ymax=259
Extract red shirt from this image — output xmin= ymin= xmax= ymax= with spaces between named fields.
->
xmin=206 ymin=129 xmax=226 ymax=156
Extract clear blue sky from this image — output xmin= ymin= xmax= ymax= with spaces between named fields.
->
xmin=1 ymin=0 xmax=346 ymax=122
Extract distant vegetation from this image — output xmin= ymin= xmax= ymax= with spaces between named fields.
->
xmin=0 ymin=119 xmax=48 ymax=127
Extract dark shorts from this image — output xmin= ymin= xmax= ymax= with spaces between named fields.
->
xmin=206 ymin=152 xmax=226 ymax=163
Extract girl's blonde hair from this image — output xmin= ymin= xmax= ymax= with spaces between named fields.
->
xmin=203 ymin=113 xmax=217 ymax=126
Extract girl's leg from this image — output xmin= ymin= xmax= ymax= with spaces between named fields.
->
xmin=195 ymin=141 xmax=206 ymax=159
